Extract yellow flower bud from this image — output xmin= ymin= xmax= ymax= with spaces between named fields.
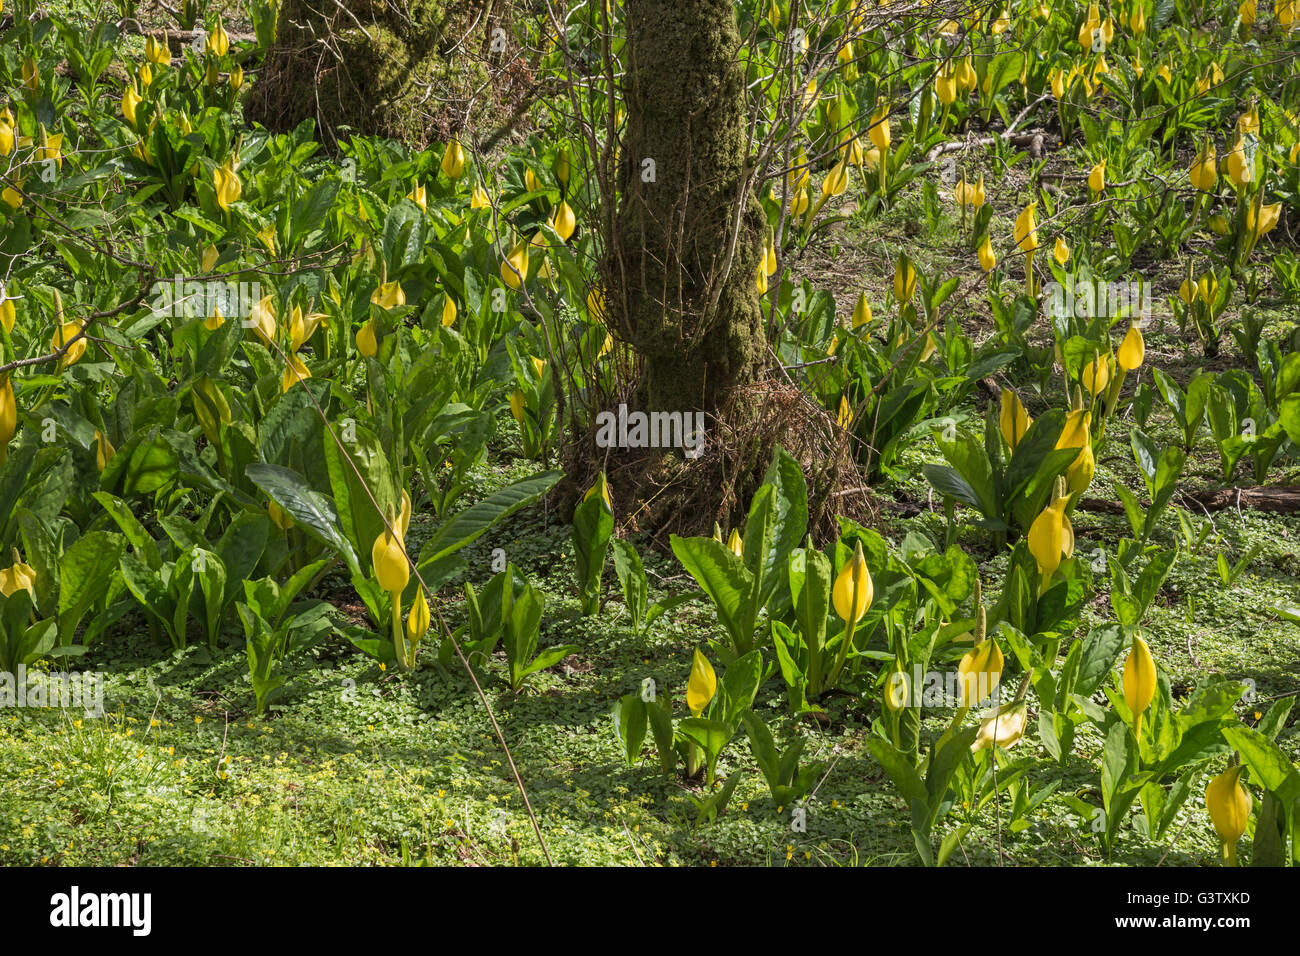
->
xmin=832 ymin=541 xmax=873 ymax=627
xmin=371 ymin=526 xmax=409 ymax=594
xmin=1205 ymin=764 xmax=1252 ymax=865
xmin=957 ymin=639 xmax=1004 ymax=708
xmin=999 ymin=389 xmax=1031 ymax=450
xmin=1117 ymin=323 xmax=1145 ymax=371
xmin=1122 ymin=634 xmax=1157 ymax=737
xmin=686 ymin=648 xmax=717 ymax=717
xmin=441 ymin=139 xmax=466 ymax=180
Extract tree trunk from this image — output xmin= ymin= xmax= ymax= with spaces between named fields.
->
xmin=614 ymin=0 xmax=765 ymax=417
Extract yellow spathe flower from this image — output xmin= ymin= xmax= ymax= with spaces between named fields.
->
xmin=837 ymin=394 xmax=852 ymax=429
xmin=94 ymin=430 xmax=116 ymax=473
xmin=21 ymin=56 xmax=38 ymax=94
xmin=407 ymin=183 xmax=427 ymax=212
xmin=501 ymin=240 xmax=529 ymax=290
xmin=972 ymin=701 xmax=1029 ymax=752
xmin=978 ymin=233 xmax=997 ymax=272
xmin=3 ymin=184 xmax=24 ymax=210
xmin=371 ymin=280 xmax=405 ymax=310
xmin=1053 ymin=236 xmax=1070 ymax=266
xmin=851 ymin=292 xmax=872 ymax=328
xmin=832 ymin=541 xmax=873 ymax=627
xmin=756 ymin=261 xmax=768 ymax=295
xmin=1028 ymin=497 xmax=1070 ymax=591
xmin=1178 ymin=277 xmax=1197 ymax=305
xmin=0 ymin=374 xmax=16 ymax=465
xmin=470 ymin=184 xmax=490 ymax=210
xmin=1239 ymin=0 xmax=1258 ymax=24
xmin=509 ymin=389 xmax=525 ymax=425
xmin=1118 ymin=323 xmax=1145 ymax=371
xmin=356 ymin=319 xmax=378 ymax=358
xmin=145 ymin=36 xmax=171 ymax=67
xmin=1122 ymin=634 xmax=1156 ymax=737
xmin=1082 ymin=355 xmax=1110 ymax=396
xmin=550 ymin=200 xmax=576 ymax=241
xmin=268 ymin=499 xmax=294 ymax=531
xmin=999 ymin=389 xmax=1031 ymax=449
xmin=935 ymin=66 xmax=957 ymax=106
xmin=893 ymin=255 xmax=917 ymax=304
xmin=821 ymin=161 xmax=849 ymax=200
xmin=204 ymin=301 xmax=224 ymax=331
xmin=441 ymin=295 xmax=457 ymax=327
xmin=249 ymin=294 xmax=277 ymax=347
xmin=213 ymin=161 xmax=241 ymax=210
xmin=1015 ymin=203 xmax=1039 ymax=253
xmin=764 ymin=232 xmax=778 ymax=277
xmin=1225 ymin=137 xmax=1252 ymax=187
xmin=372 ymin=525 xmax=409 ymax=594
xmin=1247 ymin=202 xmax=1282 ymax=240
xmin=208 ymin=18 xmax=230 ymax=57
xmin=1205 ymin=764 xmax=1252 ymax=866
xmin=585 ymin=471 xmax=613 ymax=511
xmin=869 ymin=101 xmax=891 ymax=153
xmin=406 ymin=587 xmax=431 ymax=648
xmin=1131 ymin=2 xmax=1147 ymax=33
xmin=1088 ymin=159 xmax=1106 ymax=194
xmin=686 ymin=648 xmax=717 ymax=717
xmin=441 ymin=139 xmax=466 ymax=180
xmin=726 ymin=528 xmax=743 ymax=558
xmin=288 ymin=306 xmax=324 ymax=352
xmin=0 ymin=117 xmax=13 ymax=157
xmin=1189 ymin=143 xmax=1217 ymax=191
xmin=122 ymin=84 xmax=142 ymax=129
xmin=957 ymin=639 xmax=1004 ymax=708
xmin=53 ymin=321 xmax=87 ymax=369
xmin=281 ymin=352 xmax=310 ymax=393
xmin=0 ymin=291 xmax=14 ymax=333
xmin=1067 ymin=439 xmax=1095 ymax=495
xmin=0 ymin=552 xmax=36 ymax=598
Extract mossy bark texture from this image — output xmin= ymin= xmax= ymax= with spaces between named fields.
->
xmin=616 ymin=0 xmax=765 ymax=416
xmin=246 ymin=0 xmax=488 ymax=146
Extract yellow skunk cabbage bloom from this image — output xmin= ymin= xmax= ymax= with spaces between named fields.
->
xmin=837 ymin=394 xmax=852 ymax=429
xmin=1239 ymin=0 xmax=1258 ymax=24
xmin=893 ymin=256 xmax=917 ymax=304
xmin=145 ymin=35 xmax=171 ymax=67
xmin=1054 ymin=236 xmax=1071 ymax=266
xmin=957 ymin=57 xmax=976 ymax=92
xmin=764 ymin=233 xmax=778 ymax=277
xmin=587 ymin=287 xmax=607 ymax=323
xmin=1131 ymin=3 xmax=1146 ymax=32
xmin=585 ymin=472 xmax=612 ymax=511
xmin=869 ymin=102 xmax=891 ymax=153
xmin=94 ymin=429 xmax=116 ymax=472
xmin=1209 ymin=213 xmax=1230 ymax=236
xmin=832 ymin=541 xmax=873 ymax=627
xmin=1118 ymin=323 xmax=1145 ymax=371
xmin=139 ymin=62 xmax=153 ymax=90
xmin=406 ymin=587 xmax=431 ymax=648
xmin=201 ymin=243 xmax=219 ymax=273
xmin=268 ymin=499 xmax=294 ymax=531
xmin=843 ymin=135 xmax=863 ymax=167
xmin=441 ymin=295 xmax=457 ymax=327
xmin=248 ymin=295 xmax=276 ymax=347
xmin=957 ymin=639 xmax=1004 ymax=708
xmin=550 ymin=200 xmax=576 ymax=241
xmin=1082 ymin=356 xmax=1110 ymax=396
xmin=441 ymin=139 xmax=466 ymax=180
xmin=999 ymin=389 xmax=1031 ymax=449
xmin=470 ymin=185 xmax=490 ymax=209
xmin=203 ymin=303 xmax=224 ymax=332
xmin=397 ymin=489 xmax=412 ymax=541
xmin=1122 ymin=634 xmax=1156 ymax=737
xmin=792 ymin=187 xmax=810 ymax=216
xmin=1225 ymin=137 xmax=1252 ymax=187
xmin=53 ymin=321 xmax=87 ymax=369
xmin=821 ymin=161 xmax=849 ymax=199
xmin=213 ymin=161 xmax=241 ymax=210
xmin=978 ymin=234 xmax=997 ymax=272
xmin=208 ymin=18 xmax=230 ymax=57
xmin=281 ymin=353 xmax=310 ymax=393
xmin=1178 ymin=278 xmax=1196 ymax=305
xmin=1050 ymin=68 xmax=1066 ymax=99
xmin=0 ymin=292 xmax=13 ymax=334
xmin=356 ymin=319 xmax=378 ymax=358
xmin=1028 ymin=498 xmax=1069 ymax=591
xmin=371 ymin=526 xmax=409 ymax=594
xmin=509 ymin=389 xmax=525 ymax=424
xmin=991 ymin=8 xmax=1011 ymax=33
xmin=501 ymin=239 xmax=529 ymax=289
xmin=287 ymin=307 xmax=322 ymax=352
xmin=1189 ymin=143 xmax=1217 ymax=191
xmin=122 ymin=84 xmax=142 ymax=129
xmin=1247 ymin=202 xmax=1281 ymax=240
xmin=0 ymin=552 xmax=36 ymax=598
xmin=935 ymin=67 xmax=957 ymax=106
xmin=1088 ymin=159 xmax=1106 ymax=194
xmin=971 ymin=174 xmax=986 ymax=208
xmin=852 ymin=292 xmax=872 ymax=328
xmin=972 ymin=701 xmax=1029 ymax=752
xmin=524 ymin=168 xmax=539 ymax=192
xmin=371 ymin=280 xmax=405 ymax=310
xmin=727 ymin=528 xmax=743 ymax=558
xmin=686 ymin=648 xmax=717 ymax=717
xmin=1015 ymin=203 xmax=1039 ymax=253
xmin=1206 ymin=765 xmax=1252 ymax=866
xmin=1067 ymin=440 xmax=1095 ymax=495
xmin=0 ymin=374 xmax=16 ymax=464
xmin=407 ymin=183 xmax=426 ymax=211
xmin=0 ymin=117 xmax=12 ymax=157
xmin=756 ymin=261 xmax=768 ymax=294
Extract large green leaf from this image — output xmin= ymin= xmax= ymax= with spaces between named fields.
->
xmin=419 ymin=471 xmax=561 ymax=566
xmin=670 ymin=535 xmax=755 ymax=653
xmin=247 ymin=463 xmax=360 ymax=576
xmin=57 ymin=531 xmax=125 ymax=645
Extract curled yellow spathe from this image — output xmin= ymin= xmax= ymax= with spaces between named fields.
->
xmin=1122 ymin=634 xmax=1157 ymax=738
xmin=957 ymin=639 xmax=1004 ymax=708
xmin=832 ymin=541 xmax=873 ymax=627
xmin=1205 ymin=764 xmax=1252 ymax=866
xmin=1015 ymin=203 xmax=1039 ymax=253
xmin=1117 ymin=323 xmax=1145 ymax=371
xmin=686 ymin=648 xmax=717 ymax=717
xmin=372 ymin=525 xmax=409 ymax=595
xmin=999 ymin=388 xmax=1031 ymax=450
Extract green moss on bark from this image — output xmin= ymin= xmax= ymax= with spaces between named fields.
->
xmin=616 ymin=0 xmax=765 ymax=415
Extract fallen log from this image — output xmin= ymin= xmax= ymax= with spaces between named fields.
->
xmin=1080 ymin=486 xmax=1300 ymax=515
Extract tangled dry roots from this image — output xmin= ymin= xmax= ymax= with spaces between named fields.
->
xmin=560 ymin=375 xmax=879 ymax=552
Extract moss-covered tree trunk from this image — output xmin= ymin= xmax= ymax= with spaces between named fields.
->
xmin=615 ymin=0 xmax=765 ymax=416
